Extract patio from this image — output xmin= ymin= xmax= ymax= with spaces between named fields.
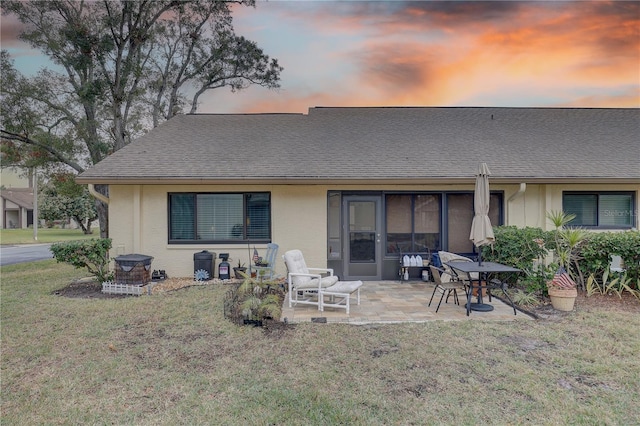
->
xmin=280 ymin=280 xmax=535 ymax=324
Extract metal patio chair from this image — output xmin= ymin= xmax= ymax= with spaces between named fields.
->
xmin=428 ymin=265 xmax=468 ymax=312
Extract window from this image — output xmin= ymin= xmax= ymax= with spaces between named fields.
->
xmin=168 ymin=193 xmax=271 ymax=243
xmin=386 ymin=194 xmax=441 ymax=254
xmin=563 ymin=192 xmax=635 ymax=228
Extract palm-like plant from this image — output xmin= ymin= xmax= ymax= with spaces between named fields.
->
xmin=546 ymin=210 xmax=588 ymax=289
xmin=237 ymin=275 xmax=283 ymax=324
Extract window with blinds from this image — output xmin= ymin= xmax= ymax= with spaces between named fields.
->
xmin=168 ymin=193 xmax=271 ymax=243
xmin=563 ymin=192 xmax=635 ymax=228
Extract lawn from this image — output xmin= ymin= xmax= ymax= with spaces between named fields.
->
xmin=0 ymin=228 xmax=97 ymax=245
xmin=2 ymin=261 xmax=640 ymax=425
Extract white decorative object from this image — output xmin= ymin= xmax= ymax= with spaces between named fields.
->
xmin=101 ymin=281 xmax=144 ymax=296
xmin=410 ymin=255 xmax=417 ymax=266
xmin=403 ymin=255 xmax=410 ymax=266
xmin=416 ymin=255 xmax=423 ymax=266
xmin=404 ymin=270 xmax=409 ymax=281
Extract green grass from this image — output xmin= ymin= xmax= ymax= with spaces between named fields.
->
xmin=2 ymin=261 xmax=640 ymax=425
xmin=0 ymin=228 xmax=97 ymax=245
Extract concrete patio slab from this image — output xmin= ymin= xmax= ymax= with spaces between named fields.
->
xmin=281 ymin=280 xmax=534 ymax=324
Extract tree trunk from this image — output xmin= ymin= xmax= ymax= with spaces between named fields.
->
xmin=72 ymin=215 xmax=90 ymax=234
xmin=93 ymin=184 xmax=110 ymax=239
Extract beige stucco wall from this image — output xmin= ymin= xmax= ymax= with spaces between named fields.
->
xmin=108 ymin=184 xmax=331 ymax=278
xmin=107 ymin=183 xmax=639 ymax=278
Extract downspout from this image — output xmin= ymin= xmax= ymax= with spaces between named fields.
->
xmin=88 ymin=184 xmax=109 ymax=205
xmin=507 ymin=183 xmax=526 ymax=225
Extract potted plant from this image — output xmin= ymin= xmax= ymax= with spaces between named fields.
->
xmin=545 ymin=210 xmax=587 ymax=311
xmin=547 ymin=266 xmax=578 ymax=311
xmin=233 ymin=259 xmax=247 ymax=279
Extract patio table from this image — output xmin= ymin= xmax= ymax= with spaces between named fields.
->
xmin=445 ymin=261 xmax=521 ymax=316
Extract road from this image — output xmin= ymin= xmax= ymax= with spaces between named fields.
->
xmin=0 ymin=244 xmax=54 ymax=266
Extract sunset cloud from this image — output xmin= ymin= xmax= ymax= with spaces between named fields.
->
xmin=3 ymin=1 xmax=638 ymax=112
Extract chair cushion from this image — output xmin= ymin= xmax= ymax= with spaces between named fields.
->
xmin=324 ymin=280 xmax=362 ymax=294
xmin=298 ymin=275 xmax=339 ymax=290
xmin=283 ymin=250 xmax=309 ymax=284
xmin=438 ymin=251 xmax=480 ymax=281
xmin=283 ymin=249 xmax=338 ymax=289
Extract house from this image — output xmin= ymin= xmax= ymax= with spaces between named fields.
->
xmin=76 ymin=107 xmax=640 ymax=280
xmin=1 ymin=188 xmax=34 ymax=229
xmin=1 ymin=167 xmax=34 ymax=229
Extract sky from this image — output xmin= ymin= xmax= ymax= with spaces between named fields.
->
xmin=2 ymin=0 xmax=639 ymax=114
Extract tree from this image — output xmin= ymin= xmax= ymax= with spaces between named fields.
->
xmin=39 ymin=172 xmax=98 ymax=234
xmin=1 ymin=1 xmax=283 ymax=237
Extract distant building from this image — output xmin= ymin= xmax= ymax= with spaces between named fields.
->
xmin=1 ymin=167 xmax=33 ymax=229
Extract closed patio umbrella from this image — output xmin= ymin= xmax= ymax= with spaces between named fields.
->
xmin=469 ymin=162 xmax=495 ymax=265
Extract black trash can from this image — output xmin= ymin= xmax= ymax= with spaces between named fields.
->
xmin=194 ymin=250 xmax=216 ymax=280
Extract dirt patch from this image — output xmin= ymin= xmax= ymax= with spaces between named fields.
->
xmin=52 ymin=277 xmax=234 ymax=299
xmin=530 ymin=291 xmax=640 ymax=320
xmin=53 ymin=279 xmax=128 ymax=299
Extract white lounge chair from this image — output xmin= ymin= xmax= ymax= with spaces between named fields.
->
xmin=283 ymin=249 xmax=363 ymax=314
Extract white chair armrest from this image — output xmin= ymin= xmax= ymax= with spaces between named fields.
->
xmin=307 ymin=267 xmax=334 ymax=276
xmin=288 ymin=272 xmax=323 ymax=291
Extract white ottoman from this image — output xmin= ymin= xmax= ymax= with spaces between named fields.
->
xmin=320 ymin=280 xmax=363 ymax=314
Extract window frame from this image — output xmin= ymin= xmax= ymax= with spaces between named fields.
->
xmin=167 ymin=192 xmax=271 ymax=244
xmin=562 ymin=191 xmax=636 ymax=229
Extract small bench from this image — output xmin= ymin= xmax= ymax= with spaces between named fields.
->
xmin=320 ymin=280 xmax=363 ymax=314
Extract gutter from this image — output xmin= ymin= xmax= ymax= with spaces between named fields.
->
xmin=507 ymin=183 xmax=526 ymax=225
xmin=88 ymin=184 xmax=109 ymax=205
xmin=508 ymin=183 xmax=527 ymax=203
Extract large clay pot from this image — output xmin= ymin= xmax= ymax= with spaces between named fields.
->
xmin=548 ymin=287 xmax=578 ymax=311
xmin=472 ymin=280 xmax=488 ymax=297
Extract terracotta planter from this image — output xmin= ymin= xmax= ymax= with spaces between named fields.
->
xmin=472 ymin=280 xmax=488 ymax=297
xmin=548 ymin=287 xmax=578 ymax=311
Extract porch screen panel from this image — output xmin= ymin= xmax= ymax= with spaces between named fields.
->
xmin=447 ymin=194 xmax=474 ymax=253
xmin=327 ymin=192 xmax=341 ymax=259
xmin=448 ymin=193 xmax=501 ymax=253
xmin=169 ymin=194 xmax=195 ymax=240
xmin=197 ymin=194 xmax=243 ymax=240
xmin=489 ymin=194 xmax=501 ymax=226
xmin=386 ymin=195 xmax=412 ymax=253
xmin=246 ymin=193 xmax=271 ymax=240
xmin=414 ymin=194 xmax=440 ymax=252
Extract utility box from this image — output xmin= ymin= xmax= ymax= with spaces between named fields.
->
xmin=194 ymin=250 xmax=215 ymax=280
xmin=114 ymin=254 xmax=154 ymax=285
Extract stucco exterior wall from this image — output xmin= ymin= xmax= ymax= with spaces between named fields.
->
xmin=108 ymin=184 xmax=330 ymax=278
xmin=107 ymin=183 xmax=639 ymax=278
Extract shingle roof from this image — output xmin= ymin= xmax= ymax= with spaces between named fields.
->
xmin=1 ymin=188 xmax=34 ymax=209
xmin=77 ymin=107 xmax=640 ymax=184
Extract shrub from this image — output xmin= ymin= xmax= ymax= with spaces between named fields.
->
xmin=483 ymin=225 xmax=640 ymax=294
xmin=581 ymin=230 xmax=640 ymax=286
xmin=50 ymin=238 xmax=113 ymax=282
xmin=480 ymin=226 xmax=553 ymax=294
xmin=224 ymin=274 xmax=285 ymax=326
